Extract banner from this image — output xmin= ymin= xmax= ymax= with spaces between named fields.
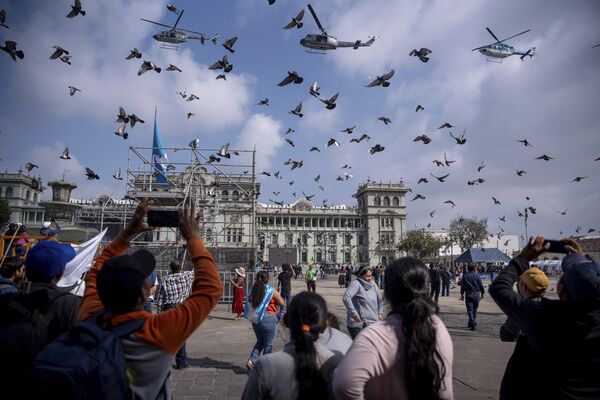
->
xmin=57 ymin=229 xmax=107 ymax=287
xmin=152 ymin=111 xmax=169 ymax=186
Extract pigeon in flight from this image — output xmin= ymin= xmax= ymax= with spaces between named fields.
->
xmin=290 ymin=102 xmax=303 ymax=117
xmin=113 ymin=168 xmax=123 ymax=180
xmin=516 ymin=170 xmax=527 ymax=176
xmin=350 ymin=134 xmax=371 ymax=143
xmin=431 ymin=173 xmax=449 ymax=182
xmin=114 ymin=124 xmax=128 ymax=140
xmin=432 ymin=159 xmax=444 ymax=167
xmin=444 ymin=200 xmax=456 ymax=208
xmin=575 ymin=226 xmax=582 ymax=233
xmin=60 ymin=55 xmax=72 ymax=65
xmin=187 ymin=94 xmax=199 ymax=102
xmin=429 ymin=210 xmax=436 ymax=218
xmin=25 ymin=162 xmax=39 ymax=171
xmin=535 ymin=154 xmax=553 ymax=161
xmin=309 ymin=147 xmax=320 ymax=152
xmin=60 ymin=147 xmax=71 ymax=160
xmin=411 ymin=194 xmax=426 ymax=201
xmin=571 ymin=176 xmax=589 ymax=182
xmin=199 ymin=34 xmax=219 ymax=45
xmin=477 ymin=161 xmax=486 ymax=173
xmin=66 ymin=0 xmax=86 ymax=18
xmin=369 ymin=144 xmax=385 ymax=154
xmin=289 ymin=180 xmax=295 ymax=186
xmin=187 ymin=112 xmax=195 ymax=119
xmin=216 ymin=74 xmax=226 ymax=81
xmin=207 ymin=155 xmax=221 ymax=163
xmin=284 ymin=128 xmax=295 ymax=135
xmin=260 ymin=171 xmax=271 ymax=177
xmin=291 ymin=160 xmax=303 ymax=170
xmin=50 ymin=46 xmax=69 ymax=60
xmin=417 ymin=178 xmax=428 ymax=184
xmin=517 ymin=139 xmax=532 ymax=147
xmin=320 ymin=92 xmax=339 ymax=110
xmin=177 ymin=90 xmax=187 ymax=99
xmin=68 ymin=86 xmax=81 ymax=96
xmin=0 ymin=9 xmax=9 ymax=29
xmin=378 ymin=117 xmax=392 ymax=125
xmin=492 ymin=197 xmax=501 ymax=205
xmin=126 ymin=48 xmax=142 ymax=60
xmin=128 ymin=114 xmax=145 ymax=128
xmin=319 ymin=185 xmax=325 ymax=191
xmin=365 ymin=69 xmax=395 ymax=87
xmin=415 ymin=104 xmax=424 ymax=112
xmin=138 ymin=61 xmax=161 ymax=75
xmin=284 ymin=9 xmax=305 ymax=29
xmin=273 ymin=170 xmax=281 ymax=179
xmin=166 ymin=4 xmax=180 ymax=14
xmin=341 ymin=126 xmax=356 ymax=134
xmin=342 ymin=164 xmax=352 ymax=169
xmin=409 ymin=48 xmax=432 ymax=62
xmin=443 ymin=153 xmax=455 ymax=166
xmin=303 ymin=191 xmax=315 ymax=201
xmin=499 ymin=215 xmax=506 ymax=222
xmin=85 ymin=167 xmax=99 ymax=180
xmin=556 ymin=209 xmax=568 ymax=215
xmin=189 ymin=139 xmax=199 ymax=149
xmin=413 ymin=135 xmax=432 ymax=144
xmin=309 ymin=81 xmax=320 ymax=97
xmin=285 ymin=138 xmax=295 ymax=147
xmin=257 ymin=98 xmax=269 ymax=106
xmin=449 ymin=129 xmax=466 ymax=145
xmin=438 ymin=122 xmax=453 ymax=129
xmin=209 ymin=55 xmax=233 ymax=72
xmin=595 ymin=156 xmax=600 ymax=161
xmin=279 ymin=71 xmax=304 ymax=86
xmin=166 ymin=64 xmax=182 ymax=72
xmin=314 ymin=175 xmax=320 ymax=182
xmin=115 ymin=107 xmax=129 ymax=124
xmin=1 ymin=41 xmax=24 ymax=61
xmin=222 ymin=36 xmax=238 ymax=53
xmin=327 ymin=138 xmax=340 ymax=147
xmin=218 ymin=143 xmax=231 ymax=158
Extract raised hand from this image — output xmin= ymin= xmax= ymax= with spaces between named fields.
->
xmin=179 ymin=202 xmax=200 ymax=241
xmin=519 ymin=236 xmax=549 ymax=261
xmin=123 ymin=198 xmax=154 ymax=240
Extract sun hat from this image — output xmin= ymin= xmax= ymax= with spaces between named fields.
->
xmin=42 ymin=221 xmax=51 ymax=228
xmin=235 ymin=267 xmax=246 ymax=277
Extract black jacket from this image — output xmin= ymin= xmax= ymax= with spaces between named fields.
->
xmin=490 ymin=256 xmax=600 ymax=399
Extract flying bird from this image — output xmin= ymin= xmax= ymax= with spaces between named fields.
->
xmin=289 ymin=102 xmax=303 ymax=117
xmin=274 ymin=170 xmax=281 ymax=179
xmin=341 ymin=126 xmax=356 ymax=134
xmin=278 ymin=71 xmax=304 ymax=86
xmin=378 ymin=116 xmax=392 ymax=125
xmin=309 ymin=81 xmax=320 ymax=97
xmin=285 ymin=128 xmax=295 ymax=135
xmin=222 ymin=36 xmax=238 ymax=53
xmin=438 ymin=122 xmax=453 ymax=129
xmin=1 ymin=41 xmax=24 ymax=61
xmin=556 ymin=209 xmax=568 ymax=215
xmin=350 ymin=134 xmax=371 ymax=143
xmin=302 ymin=192 xmax=315 ymax=201
xmin=433 ymin=159 xmax=444 ymax=167
xmin=260 ymin=171 xmax=271 ymax=177
xmin=85 ymin=167 xmax=99 ymax=180
xmin=66 ymin=0 xmax=86 ymax=18
xmin=365 ymin=69 xmax=394 ymax=87
xmin=209 ymin=55 xmax=233 ymax=72
xmin=177 ymin=90 xmax=187 ymax=99
xmin=444 ymin=200 xmax=456 ymax=208
xmin=291 ymin=160 xmax=303 ymax=170
xmin=60 ymin=147 xmax=71 ymax=160
xmin=138 ymin=60 xmax=161 ymax=75
xmin=341 ymin=164 xmax=352 ymax=169
xmin=127 ymin=114 xmax=145 ymax=128
xmin=571 ymin=176 xmax=589 ymax=182
xmin=166 ymin=64 xmax=182 ymax=72
xmin=320 ymin=92 xmax=339 ymax=110
xmin=187 ymin=112 xmax=195 ymax=119
xmin=516 ymin=170 xmax=527 ymax=176
xmin=413 ymin=135 xmax=432 ymax=144
xmin=115 ymin=107 xmax=129 ymax=124
xmin=0 ymin=9 xmax=9 ymax=29
xmin=113 ymin=168 xmax=123 ymax=180
xmin=50 ymin=46 xmax=69 ymax=60
xmin=68 ymin=86 xmax=81 ymax=96
xmin=166 ymin=4 xmax=180 ymax=14
xmin=499 ymin=215 xmax=506 ymax=222
xmin=411 ymin=194 xmax=426 ymax=201
xmin=257 ymin=98 xmax=269 ymax=106
xmin=409 ymin=48 xmax=432 ymax=62
xmin=431 ymin=173 xmax=449 ymax=182
xmin=114 ymin=124 xmax=128 ymax=140
xmin=417 ymin=178 xmax=428 ymax=184
xmin=327 ymin=138 xmax=340 ymax=147
xmin=443 ymin=153 xmax=455 ymax=166
xmin=535 ymin=154 xmax=553 ymax=161
xmin=189 ymin=139 xmax=199 ymax=149
xmin=575 ymin=226 xmax=582 ymax=233
xmin=492 ymin=197 xmax=501 ymax=205
xmin=126 ymin=48 xmax=142 ymax=60
xmin=283 ymin=9 xmax=305 ymax=29
xmin=207 ymin=155 xmax=221 ymax=163
xmin=285 ymin=138 xmax=295 ymax=147
xmin=60 ymin=55 xmax=72 ymax=65
xmin=429 ymin=210 xmax=436 ymax=218
xmin=314 ymin=175 xmax=320 ymax=182
xmin=25 ymin=162 xmax=38 ymax=171
xmin=309 ymin=147 xmax=320 ymax=152
xmin=199 ymin=33 xmax=219 ymax=45
xmin=187 ymin=94 xmax=199 ymax=102
xmin=415 ymin=104 xmax=424 ymax=112
xmin=449 ymin=129 xmax=466 ymax=145
xmin=216 ymin=74 xmax=226 ymax=80
xmin=517 ymin=139 xmax=532 ymax=147
xmin=477 ymin=161 xmax=486 ymax=172
xmin=218 ymin=143 xmax=231 ymax=158
xmin=289 ymin=180 xmax=295 ymax=186
xmin=369 ymin=144 xmax=385 ymax=154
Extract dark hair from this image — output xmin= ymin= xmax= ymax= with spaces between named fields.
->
xmin=281 ymin=263 xmax=291 ymax=272
xmin=384 ymin=257 xmax=445 ymax=400
xmin=250 ymin=271 xmax=269 ymax=308
xmin=467 ymin=264 xmax=475 ymax=272
xmin=97 ymin=269 xmax=148 ymax=314
xmin=357 ymin=266 xmax=371 ymax=277
xmin=0 ymin=257 xmax=23 ymax=278
xmin=286 ymin=292 xmax=328 ymax=400
xmin=170 ymin=260 xmax=182 ymax=273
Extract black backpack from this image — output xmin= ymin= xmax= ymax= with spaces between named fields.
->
xmin=32 ymin=314 xmax=146 ymax=400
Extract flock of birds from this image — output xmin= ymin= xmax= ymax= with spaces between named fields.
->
xmin=2 ymin=1 xmax=599 ymax=239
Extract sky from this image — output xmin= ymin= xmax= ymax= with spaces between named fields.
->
xmin=0 ymin=0 xmax=599 ymax=242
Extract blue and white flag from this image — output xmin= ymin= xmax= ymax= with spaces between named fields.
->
xmin=152 ymin=112 xmax=169 ymax=186
xmin=57 ymin=228 xmax=107 ymax=288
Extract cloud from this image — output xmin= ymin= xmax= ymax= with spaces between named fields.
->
xmin=235 ymin=113 xmax=284 ymax=172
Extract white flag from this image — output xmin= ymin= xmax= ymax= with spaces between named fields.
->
xmin=57 ymin=229 xmax=107 ymax=287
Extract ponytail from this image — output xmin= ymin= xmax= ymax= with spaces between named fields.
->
xmin=250 ymin=271 xmax=269 ymax=308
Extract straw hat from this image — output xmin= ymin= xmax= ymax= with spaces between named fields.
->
xmin=235 ymin=267 xmax=246 ymax=277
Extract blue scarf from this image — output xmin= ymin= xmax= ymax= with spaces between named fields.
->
xmin=244 ymin=284 xmax=274 ymax=323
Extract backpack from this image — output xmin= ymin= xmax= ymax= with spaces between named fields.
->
xmin=32 ymin=314 xmax=146 ymax=400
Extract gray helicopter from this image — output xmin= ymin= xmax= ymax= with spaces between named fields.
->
xmin=299 ymin=4 xmax=375 ymax=53
xmin=141 ymin=10 xmax=216 ymax=49
xmin=472 ymin=27 xmax=536 ymax=62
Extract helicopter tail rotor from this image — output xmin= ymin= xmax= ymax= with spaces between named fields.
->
xmin=520 ymin=46 xmax=536 ymax=60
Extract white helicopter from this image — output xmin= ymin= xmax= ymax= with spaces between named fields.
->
xmin=299 ymin=4 xmax=375 ymax=53
xmin=472 ymin=27 xmax=536 ymax=62
xmin=141 ymin=10 xmax=216 ymax=49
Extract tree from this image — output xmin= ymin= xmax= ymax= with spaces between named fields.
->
xmin=398 ymin=230 xmax=443 ymax=259
xmin=448 ymin=216 xmax=488 ymax=251
xmin=0 ymin=197 xmax=10 ymax=230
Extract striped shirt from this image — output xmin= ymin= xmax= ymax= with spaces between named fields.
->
xmin=157 ymin=271 xmax=194 ymax=309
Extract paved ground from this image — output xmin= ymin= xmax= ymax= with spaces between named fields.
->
xmin=170 ymin=276 xmax=560 ymax=399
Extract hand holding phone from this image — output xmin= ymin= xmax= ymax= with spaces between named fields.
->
xmin=544 ymin=240 xmax=568 ymax=254
xmin=147 ymin=210 xmax=179 ymax=228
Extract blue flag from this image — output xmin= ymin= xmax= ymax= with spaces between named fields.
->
xmin=152 ymin=113 xmax=169 ymax=186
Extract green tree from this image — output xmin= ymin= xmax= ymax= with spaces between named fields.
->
xmin=398 ymin=229 xmax=443 ymax=259
xmin=0 ymin=197 xmax=10 ymax=230
xmin=448 ymin=216 xmax=488 ymax=251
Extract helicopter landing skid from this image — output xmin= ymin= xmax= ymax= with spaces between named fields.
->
xmin=160 ymin=42 xmax=180 ymax=50
xmin=485 ymin=55 xmax=503 ymax=63
xmin=305 ymin=49 xmax=327 ymax=55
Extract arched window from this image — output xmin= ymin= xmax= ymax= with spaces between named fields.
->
xmin=392 ymin=196 xmax=400 ymax=207
xmin=374 ymin=196 xmax=381 ymax=206
xmin=232 ymin=190 xmax=240 ymax=202
xmin=383 ymin=196 xmax=390 ymax=206
xmin=26 ymin=190 xmax=31 ymax=202
xmin=221 ymin=190 xmax=229 ymax=201
xmin=6 ymin=187 xmax=13 ymax=197
xmin=33 ymin=193 xmax=38 ymax=202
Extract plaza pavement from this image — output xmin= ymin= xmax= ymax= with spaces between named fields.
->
xmin=170 ymin=275 xmax=559 ymax=400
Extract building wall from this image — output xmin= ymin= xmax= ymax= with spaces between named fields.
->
xmin=0 ymin=172 xmax=45 ymax=225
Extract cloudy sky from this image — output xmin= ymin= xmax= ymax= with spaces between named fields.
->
xmin=1 ymin=0 xmax=599 ymax=241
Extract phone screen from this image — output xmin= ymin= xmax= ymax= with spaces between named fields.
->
xmin=147 ymin=210 xmax=179 ymax=228
xmin=544 ymin=240 xmax=568 ymax=254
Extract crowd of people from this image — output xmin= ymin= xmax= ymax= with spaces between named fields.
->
xmin=1 ymin=200 xmax=599 ymax=399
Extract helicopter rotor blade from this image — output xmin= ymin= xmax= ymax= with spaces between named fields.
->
xmin=497 ymin=29 xmax=531 ymax=44
xmin=140 ymin=18 xmax=173 ymax=29
xmin=486 ymin=27 xmax=500 ymax=43
xmin=177 ymin=27 xmax=204 ymax=35
xmin=307 ymin=4 xmax=327 ymax=36
xmin=592 ymin=43 xmax=600 ymax=48
xmin=173 ymin=9 xmax=184 ymax=29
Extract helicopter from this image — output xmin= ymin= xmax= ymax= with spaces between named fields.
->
xmin=299 ymin=4 xmax=375 ymax=53
xmin=472 ymin=27 xmax=536 ymax=62
xmin=141 ymin=10 xmax=216 ymax=49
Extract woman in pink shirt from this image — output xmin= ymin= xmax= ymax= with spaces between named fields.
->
xmin=333 ymin=257 xmax=453 ymax=400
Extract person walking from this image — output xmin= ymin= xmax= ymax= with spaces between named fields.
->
xmin=342 ymin=266 xmax=383 ymax=339
xmin=156 ymin=259 xmax=195 ymax=369
xmin=231 ymin=266 xmax=246 ymax=320
xmin=345 ymin=265 xmax=353 ymax=288
xmin=338 ymin=266 xmax=347 ymax=288
xmin=460 ymin=264 xmax=485 ymax=330
xmin=441 ymin=267 xmax=452 ymax=296
xmin=306 ymin=264 xmax=317 ymax=292
xmin=277 ymin=263 xmax=293 ymax=308
xmin=429 ymin=264 xmax=442 ymax=304
xmin=245 ymin=270 xmax=285 ymax=370
xmin=333 ymin=257 xmax=453 ymax=399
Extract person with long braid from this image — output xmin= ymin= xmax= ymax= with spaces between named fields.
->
xmin=333 ymin=257 xmax=453 ymax=400
xmin=241 ymin=292 xmax=342 ymax=400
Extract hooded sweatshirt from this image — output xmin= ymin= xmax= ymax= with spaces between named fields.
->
xmin=343 ymin=278 xmax=383 ymax=328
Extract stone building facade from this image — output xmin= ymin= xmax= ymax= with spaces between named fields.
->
xmin=0 ymin=171 xmax=46 ymax=225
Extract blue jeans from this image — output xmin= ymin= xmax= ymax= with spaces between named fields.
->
xmin=347 ymin=325 xmax=364 ymax=340
xmin=442 ymin=282 xmax=450 ymax=296
xmin=280 ymin=290 xmax=291 ymax=309
xmin=163 ymin=303 xmax=187 ymax=366
xmin=465 ymin=293 xmax=480 ymax=329
xmin=249 ymin=314 xmax=277 ymax=362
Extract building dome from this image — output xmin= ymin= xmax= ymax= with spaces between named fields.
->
xmin=292 ymin=198 xmax=313 ymax=210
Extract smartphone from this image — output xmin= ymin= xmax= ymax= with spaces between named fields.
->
xmin=544 ymin=240 xmax=568 ymax=254
xmin=147 ymin=210 xmax=179 ymax=228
